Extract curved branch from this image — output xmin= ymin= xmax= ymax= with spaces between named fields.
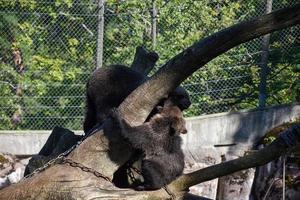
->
xmin=169 ymin=124 xmax=300 ymax=192
xmin=119 ymin=4 xmax=300 ymax=125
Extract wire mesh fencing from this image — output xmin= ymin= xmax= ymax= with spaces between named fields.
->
xmin=0 ymin=0 xmax=299 ymax=130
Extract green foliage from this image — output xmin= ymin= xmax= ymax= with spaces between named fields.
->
xmin=0 ymin=0 xmax=298 ymax=130
xmin=0 ymin=0 xmax=94 ymax=130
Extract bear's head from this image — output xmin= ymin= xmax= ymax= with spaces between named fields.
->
xmin=157 ymin=105 xmax=187 ymax=135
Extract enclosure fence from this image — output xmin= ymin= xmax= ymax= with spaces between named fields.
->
xmin=0 ymin=0 xmax=299 ymax=130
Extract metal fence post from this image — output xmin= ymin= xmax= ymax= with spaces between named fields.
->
xmin=258 ymin=0 xmax=273 ymax=108
xmin=96 ymin=0 xmax=105 ymax=69
xmin=151 ymin=0 xmax=157 ymax=49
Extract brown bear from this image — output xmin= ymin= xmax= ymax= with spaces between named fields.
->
xmin=108 ymin=105 xmax=187 ymax=190
xmin=83 ymin=64 xmax=191 ymax=134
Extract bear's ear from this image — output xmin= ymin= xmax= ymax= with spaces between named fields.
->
xmin=156 ymin=106 xmax=163 ymax=113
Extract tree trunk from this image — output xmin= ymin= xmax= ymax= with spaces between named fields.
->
xmin=1 ymin=4 xmax=300 ymax=200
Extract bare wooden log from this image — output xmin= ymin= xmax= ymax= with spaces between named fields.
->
xmin=1 ymin=125 xmax=299 ymax=200
xmin=169 ymin=125 xmax=300 ymax=192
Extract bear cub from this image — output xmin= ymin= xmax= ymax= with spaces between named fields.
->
xmin=109 ymin=105 xmax=187 ymax=190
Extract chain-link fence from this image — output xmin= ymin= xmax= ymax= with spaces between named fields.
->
xmin=0 ymin=0 xmax=299 ymax=130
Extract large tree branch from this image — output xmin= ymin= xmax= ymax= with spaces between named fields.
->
xmin=119 ymin=4 xmax=300 ymax=125
xmin=1 ymin=125 xmax=299 ymax=200
xmin=169 ymin=125 xmax=300 ymax=192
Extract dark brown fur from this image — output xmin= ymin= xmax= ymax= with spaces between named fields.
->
xmin=108 ymin=106 xmax=187 ymax=190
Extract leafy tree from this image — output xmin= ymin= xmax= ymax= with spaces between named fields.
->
xmin=0 ymin=0 xmax=298 ymax=130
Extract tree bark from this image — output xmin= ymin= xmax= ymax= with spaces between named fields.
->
xmin=169 ymin=125 xmax=300 ymax=192
xmin=1 ymin=4 xmax=300 ymax=200
xmin=1 ymin=125 xmax=300 ymax=200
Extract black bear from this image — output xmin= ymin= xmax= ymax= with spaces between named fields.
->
xmin=83 ymin=64 xmax=191 ymax=134
xmin=108 ymin=105 xmax=187 ymax=190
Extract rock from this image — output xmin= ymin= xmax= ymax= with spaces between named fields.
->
xmin=0 ymin=153 xmax=27 ymax=189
